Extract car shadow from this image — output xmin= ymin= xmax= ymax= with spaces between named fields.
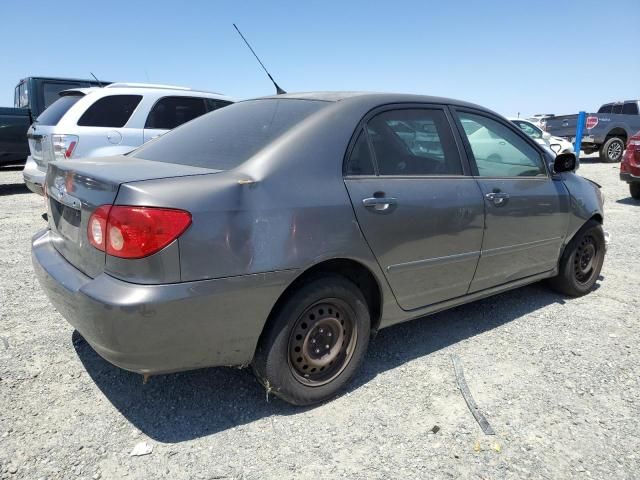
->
xmin=616 ymin=197 xmax=639 ymax=205
xmin=0 ymin=165 xmax=26 ymax=171
xmin=0 ymin=183 xmax=31 ymax=196
xmin=74 ymin=282 xmax=568 ymax=443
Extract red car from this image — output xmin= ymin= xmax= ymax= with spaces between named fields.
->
xmin=621 ymin=131 xmax=640 ymax=199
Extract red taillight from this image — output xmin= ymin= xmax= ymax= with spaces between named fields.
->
xmin=586 ymin=116 xmax=598 ymax=130
xmin=87 ymin=206 xmax=191 ymax=259
xmin=88 ymin=205 xmax=111 ymax=251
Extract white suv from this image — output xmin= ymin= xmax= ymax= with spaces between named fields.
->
xmin=23 ymin=83 xmax=233 ymax=194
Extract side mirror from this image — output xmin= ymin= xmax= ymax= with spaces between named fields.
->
xmin=542 ymin=131 xmax=551 ymax=140
xmin=553 ymin=152 xmax=577 ymax=173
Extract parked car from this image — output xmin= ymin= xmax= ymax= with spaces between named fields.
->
xmin=544 ymin=100 xmax=640 ymax=162
xmin=525 ymin=114 xmax=555 ymax=129
xmin=620 ymin=130 xmax=640 ymax=199
xmin=0 ymin=77 xmax=109 ymax=166
xmin=510 ymin=118 xmax=574 ymax=154
xmin=32 ymin=92 xmax=607 ymax=406
xmin=23 ymin=83 xmax=233 ymax=194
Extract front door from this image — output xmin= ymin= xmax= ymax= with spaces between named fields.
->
xmin=454 ymin=110 xmax=570 ymax=292
xmin=344 ymin=107 xmax=485 ymax=310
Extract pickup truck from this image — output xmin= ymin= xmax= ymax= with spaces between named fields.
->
xmin=0 ymin=77 xmax=109 ymax=166
xmin=543 ymin=100 xmax=640 ymax=163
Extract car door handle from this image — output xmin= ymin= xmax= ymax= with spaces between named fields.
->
xmin=363 ymin=197 xmax=397 ymax=212
xmin=485 ymin=192 xmax=509 ymax=206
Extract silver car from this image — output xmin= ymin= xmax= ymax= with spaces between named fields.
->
xmin=32 ymin=92 xmax=607 ymax=405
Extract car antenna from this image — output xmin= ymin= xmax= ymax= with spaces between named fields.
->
xmin=90 ymin=72 xmax=103 ymax=88
xmin=233 ymin=23 xmax=286 ymax=95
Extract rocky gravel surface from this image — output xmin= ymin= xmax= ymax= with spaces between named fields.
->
xmin=0 ymin=159 xmax=639 ymax=479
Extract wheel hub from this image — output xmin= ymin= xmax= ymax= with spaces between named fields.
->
xmin=288 ymin=300 xmax=357 ymax=386
xmin=608 ymin=142 xmax=622 ymax=160
xmin=574 ymin=236 xmax=598 ymax=283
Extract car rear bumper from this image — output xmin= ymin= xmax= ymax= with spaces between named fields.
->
xmin=22 ymin=156 xmax=46 ymax=195
xmin=620 ymin=172 xmax=640 ymax=183
xmin=32 ymin=229 xmax=297 ymax=374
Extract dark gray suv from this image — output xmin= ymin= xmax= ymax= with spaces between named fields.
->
xmin=32 ymin=92 xmax=607 ymax=405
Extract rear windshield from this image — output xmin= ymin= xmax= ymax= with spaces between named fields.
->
xmin=131 ymin=99 xmax=328 ymax=170
xmin=35 ymin=94 xmax=83 ymax=126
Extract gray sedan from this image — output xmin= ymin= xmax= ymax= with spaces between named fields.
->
xmin=32 ymin=92 xmax=606 ymax=405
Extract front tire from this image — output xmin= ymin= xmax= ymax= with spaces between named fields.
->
xmin=599 ymin=137 xmax=625 ymax=163
xmin=630 ymin=183 xmax=640 ymax=200
xmin=548 ymin=220 xmax=605 ymax=296
xmin=252 ymin=274 xmax=371 ymax=406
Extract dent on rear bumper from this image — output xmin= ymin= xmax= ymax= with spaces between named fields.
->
xmin=32 ymin=230 xmax=298 ymax=374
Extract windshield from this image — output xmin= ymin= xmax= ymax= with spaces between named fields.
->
xmin=131 ymin=99 xmax=329 ymax=170
xmin=35 ymin=94 xmax=83 ymax=126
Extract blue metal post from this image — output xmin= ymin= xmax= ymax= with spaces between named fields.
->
xmin=574 ymin=111 xmax=586 ymax=160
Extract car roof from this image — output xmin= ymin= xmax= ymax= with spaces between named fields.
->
xmin=59 ymin=84 xmax=234 ymax=102
xmin=255 ymin=91 xmax=488 ymax=110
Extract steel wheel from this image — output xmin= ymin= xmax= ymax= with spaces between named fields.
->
xmin=288 ymin=299 xmax=357 ymax=387
xmin=607 ymin=141 xmax=623 ymax=161
xmin=574 ymin=235 xmax=599 ymax=285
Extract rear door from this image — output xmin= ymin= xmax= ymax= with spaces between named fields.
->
xmin=143 ymin=96 xmax=208 ymax=142
xmin=344 ymin=106 xmax=485 ymax=310
xmin=452 ymin=109 xmax=570 ymax=292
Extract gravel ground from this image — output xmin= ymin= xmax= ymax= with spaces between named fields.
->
xmin=0 ymin=159 xmax=639 ymax=480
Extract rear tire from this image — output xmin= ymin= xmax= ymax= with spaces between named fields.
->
xmin=548 ymin=220 xmax=605 ymax=297
xmin=630 ymin=183 xmax=640 ymax=200
xmin=252 ymin=274 xmax=371 ymax=406
xmin=599 ymin=137 xmax=625 ymax=163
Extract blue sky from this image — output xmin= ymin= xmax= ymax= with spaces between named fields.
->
xmin=1 ymin=0 xmax=638 ymax=117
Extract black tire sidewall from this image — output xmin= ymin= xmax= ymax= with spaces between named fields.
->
xmin=555 ymin=221 xmax=605 ymax=296
xmin=630 ymin=183 xmax=640 ymax=199
xmin=253 ymin=275 xmax=370 ymax=406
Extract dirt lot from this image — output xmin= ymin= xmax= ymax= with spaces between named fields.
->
xmin=0 ymin=159 xmax=639 ymax=480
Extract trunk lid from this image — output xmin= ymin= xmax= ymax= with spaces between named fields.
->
xmin=45 ymin=155 xmax=219 ymax=278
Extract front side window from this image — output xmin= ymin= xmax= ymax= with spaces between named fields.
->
xmin=598 ymin=104 xmax=613 ymax=114
xmin=612 ymin=104 xmax=623 ymax=114
xmin=513 ymin=120 xmax=542 ymax=139
xmin=206 ymin=98 xmax=233 ymax=112
xmin=458 ymin=112 xmax=545 ymax=177
xmin=145 ymin=96 xmax=207 ymax=130
xmin=365 ymin=109 xmax=462 ymax=176
xmin=78 ymin=95 xmax=142 ymax=128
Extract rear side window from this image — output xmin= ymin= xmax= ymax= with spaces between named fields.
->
xmin=366 ymin=109 xmax=462 ymax=176
xmin=345 ymin=130 xmax=375 ymax=175
xmin=145 ymin=96 xmax=207 ymax=130
xmin=622 ymin=102 xmax=639 ymax=115
xmin=131 ymin=99 xmax=328 ymax=170
xmin=78 ymin=95 xmax=142 ymax=127
xmin=35 ymin=95 xmax=83 ymax=126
